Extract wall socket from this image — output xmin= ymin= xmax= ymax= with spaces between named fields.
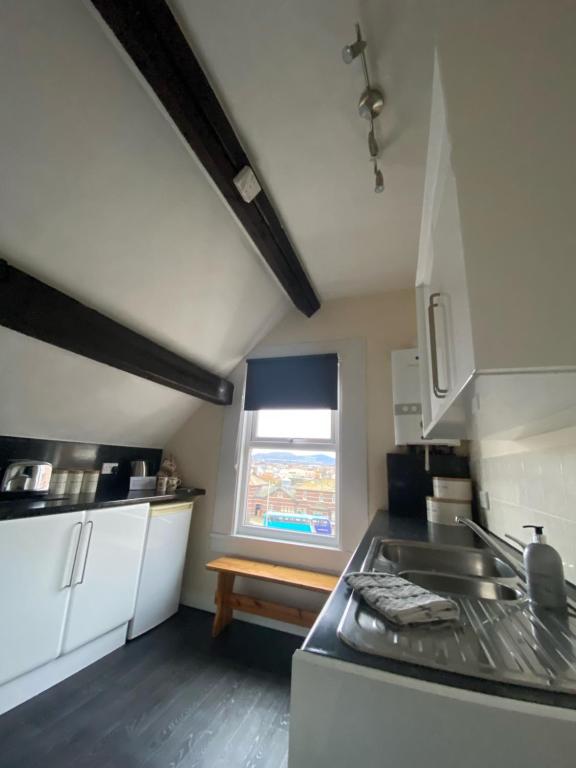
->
xmin=478 ymin=489 xmax=490 ymax=511
xmin=101 ymin=462 xmax=119 ymax=475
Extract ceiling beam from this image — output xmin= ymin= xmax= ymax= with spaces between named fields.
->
xmin=90 ymin=0 xmax=321 ymax=317
xmin=0 ymin=260 xmax=233 ymax=405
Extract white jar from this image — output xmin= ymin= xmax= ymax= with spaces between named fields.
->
xmin=81 ymin=470 xmax=100 ymax=494
xmin=65 ymin=470 xmax=84 ymax=496
xmin=49 ymin=469 xmax=68 ymax=496
xmin=432 ymin=477 xmax=472 ymax=502
xmin=426 ymin=496 xmax=471 ymax=526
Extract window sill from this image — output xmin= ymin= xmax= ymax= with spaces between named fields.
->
xmin=232 ymin=530 xmax=343 ymax=552
xmin=210 ymin=532 xmax=352 ymax=573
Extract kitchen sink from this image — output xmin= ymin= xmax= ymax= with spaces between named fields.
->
xmin=399 ymin=570 xmax=522 ymax=601
xmin=376 ymin=540 xmax=516 ymax=579
xmin=337 ymin=536 xmax=576 ymax=693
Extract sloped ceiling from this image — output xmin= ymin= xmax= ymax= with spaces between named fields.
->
xmin=0 ymin=0 xmax=289 ymax=446
xmin=0 ymin=0 xmax=435 ymax=448
xmin=171 ymin=0 xmax=435 ymax=298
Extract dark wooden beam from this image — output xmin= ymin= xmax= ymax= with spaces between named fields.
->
xmin=89 ymin=0 xmax=320 ymax=318
xmin=0 ymin=260 xmax=233 ymax=405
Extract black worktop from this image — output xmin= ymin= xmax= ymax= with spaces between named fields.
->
xmin=302 ymin=510 xmax=576 ymax=710
xmin=0 ymin=487 xmax=205 ymax=521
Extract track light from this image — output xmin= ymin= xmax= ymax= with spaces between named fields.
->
xmin=343 ymin=22 xmax=386 ymax=194
xmin=368 ymin=126 xmax=379 ymax=159
xmin=342 ymin=24 xmax=366 ymax=64
xmin=342 ymin=37 xmax=366 ymax=64
xmin=373 ymin=161 xmax=385 ymax=193
xmin=358 ymin=87 xmax=385 ymax=121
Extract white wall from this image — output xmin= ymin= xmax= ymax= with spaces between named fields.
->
xmin=166 ymin=289 xmax=416 ymax=630
xmin=0 ymin=0 xmax=287 ymax=447
xmin=471 ymin=428 xmax=576 ymax=586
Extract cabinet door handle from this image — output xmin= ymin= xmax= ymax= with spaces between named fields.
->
xmin=63 ymin=521 xmax=83 ymax=588
xmin=428 ymin=292 xmax=449 ymax=399
xmin=77 ymin=520 xmax=94 ymax=586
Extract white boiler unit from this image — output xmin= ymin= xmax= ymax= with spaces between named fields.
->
xmin=391 ymin=348 xmax=459 ymax=446
xmin=128 ymin=501 xmax=194 ymax=639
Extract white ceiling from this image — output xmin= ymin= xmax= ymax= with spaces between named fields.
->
xmin=0 ymin=0 xmax=436 ymax=447
xmin=0 ymin=0 xmax=289 ymax=446
xmin=171 ymin=0 xmax=436 ymax=298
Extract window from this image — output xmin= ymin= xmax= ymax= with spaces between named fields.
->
xmin=235 ymin=408 xmax=339 ymax=545
xmin=212 ymin=340 xmax=367 ymax=567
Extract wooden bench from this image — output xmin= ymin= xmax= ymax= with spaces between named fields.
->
xmin=206 ymin=556 xmax=339 ymax=637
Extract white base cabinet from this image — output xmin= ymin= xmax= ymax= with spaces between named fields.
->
xmin=63 ymin=504 xmax=148 ymax=652
xmin=0 ymin=625 xmax=127 ymax=717
xmin=289 ymin=651 xmax=576 ymax=768
xmin=0 ymin=512 xmax=83 ymax=686
xmin=0 ymin=503 xmax=149 ymax=714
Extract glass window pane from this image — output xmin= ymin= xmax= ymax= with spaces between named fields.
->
xmin=243 ymin=448 xmax=336 ymax=538
xmin=255 ymin=409 xmax=332 ymax=440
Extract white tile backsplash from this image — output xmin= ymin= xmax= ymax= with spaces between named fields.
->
xmin=472 ymin=442 xmax=576 ymax=580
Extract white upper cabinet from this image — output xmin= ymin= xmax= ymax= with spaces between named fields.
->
xmin=0 ymin=512 xmax=84 ymax=686
xmin=62 ymin=504 xmax=148 ymax=654
xmin=428 ymin=150 xmax=475 ymax=404
xmin=416 ymin=60 xmax=474 ymax=437
xmin=417 ymin=17 xmax=576 ymax=440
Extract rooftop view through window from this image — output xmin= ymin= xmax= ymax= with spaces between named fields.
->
xmin=241 ymin=409 xmax=337 ymax=538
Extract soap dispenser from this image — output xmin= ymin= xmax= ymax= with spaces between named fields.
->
xmin=522 ymin=525 xmax=567 ymax=611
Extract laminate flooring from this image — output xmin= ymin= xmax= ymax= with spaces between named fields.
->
xmin=0 ymin=608 xmax=302 ymax=768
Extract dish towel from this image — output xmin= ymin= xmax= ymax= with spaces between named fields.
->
xmin=345 ymin=572 xmax=460 ymax=626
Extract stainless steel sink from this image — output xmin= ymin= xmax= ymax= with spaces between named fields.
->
xmin=376 ymin=540 xmax=516 ymax=579
xmin=399 ymin=570 xmax=522 ymax=601
xmin=337 ymin=536 xmax=576 ymax=694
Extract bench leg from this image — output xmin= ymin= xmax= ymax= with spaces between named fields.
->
xmin=212 ymin=572 xmax=235 ymax=637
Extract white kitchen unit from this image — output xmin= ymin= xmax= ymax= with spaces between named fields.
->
xmin=0 ymin=503 xmax=149 ymax=715
xmin=416 ymin=44 xmax=576 ymax=441
xmin=289 ymin=651 xmax=576 ymax=768
xmin=128 ymin=501 xmax=194 ymax=639
xmin=0 ymin=512 xmax=83 ymax=686
xmin=391 ymin=348 xmax=459 ymax=446
xmin=63 ymin=504 xmax=149 ymax=652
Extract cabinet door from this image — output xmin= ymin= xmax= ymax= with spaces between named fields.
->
xmin=427 ymin=153 xmax=474 ymax=416
xmin=128 ymin=504 xmax=193 ymax=638
xmin=417 ymin=56 xmax=474 ymax=431
xmin=62 ymin=504 xmax=149 ymax=653
xmin=0 ymin=512 xmax=84 ymax=685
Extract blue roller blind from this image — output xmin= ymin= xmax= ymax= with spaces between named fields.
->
xmin=244 ymin=354 xmax=339 ymax=411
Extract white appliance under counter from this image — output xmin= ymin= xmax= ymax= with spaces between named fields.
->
xmin=128 ymin=500 xmax=194 ymax=639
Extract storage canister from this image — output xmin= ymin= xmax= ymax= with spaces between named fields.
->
xmin=49 ymin=469 xmax=68 ymax=495
xmin=427 ymin=496 xmax=471 ymax=526
xmin=81 ymin=470 xmax=100 ymax=494
xmin=432 ymin=477 xmax=472 ymax=502
xmin=65 ymin=470 xmax=84 ymax=495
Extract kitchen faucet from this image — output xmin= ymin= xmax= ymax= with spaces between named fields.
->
xmin=457 ymin=517 xmax=571 ymax=613
xmin=456 ymin=518 xmax=526 ymax=580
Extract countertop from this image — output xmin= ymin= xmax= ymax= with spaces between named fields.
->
xmin=302 ymin=510 xmax=576 ymax=710
xmin=0 ymin=487 xmax=205 ymax=521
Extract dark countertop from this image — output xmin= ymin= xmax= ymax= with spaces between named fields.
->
xmin=302 ymin=510 xmax=576 ymax=710
xmin=0 ymin=487 xmax=205 ymax=521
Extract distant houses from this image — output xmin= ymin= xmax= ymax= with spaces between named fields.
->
xmin=246 ymin=474 xmax=336 ymax=522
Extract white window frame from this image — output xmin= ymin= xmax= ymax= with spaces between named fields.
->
xmin=233 ymin=405 xmax=341 ymax=548
xmin=212 ymin=339 xmax=368 ymax=571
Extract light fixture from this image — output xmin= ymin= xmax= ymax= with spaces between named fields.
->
xmin=373 ymin=160 xmax=384 ymax=193
xmin=342 ymin=27 xmax=366 ymax=64
xmin=343 ymin=22 xmax=386 ymax=193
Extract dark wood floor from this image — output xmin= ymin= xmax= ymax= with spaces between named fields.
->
xmin=0 ymin=608 xmax=302 ymax=768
